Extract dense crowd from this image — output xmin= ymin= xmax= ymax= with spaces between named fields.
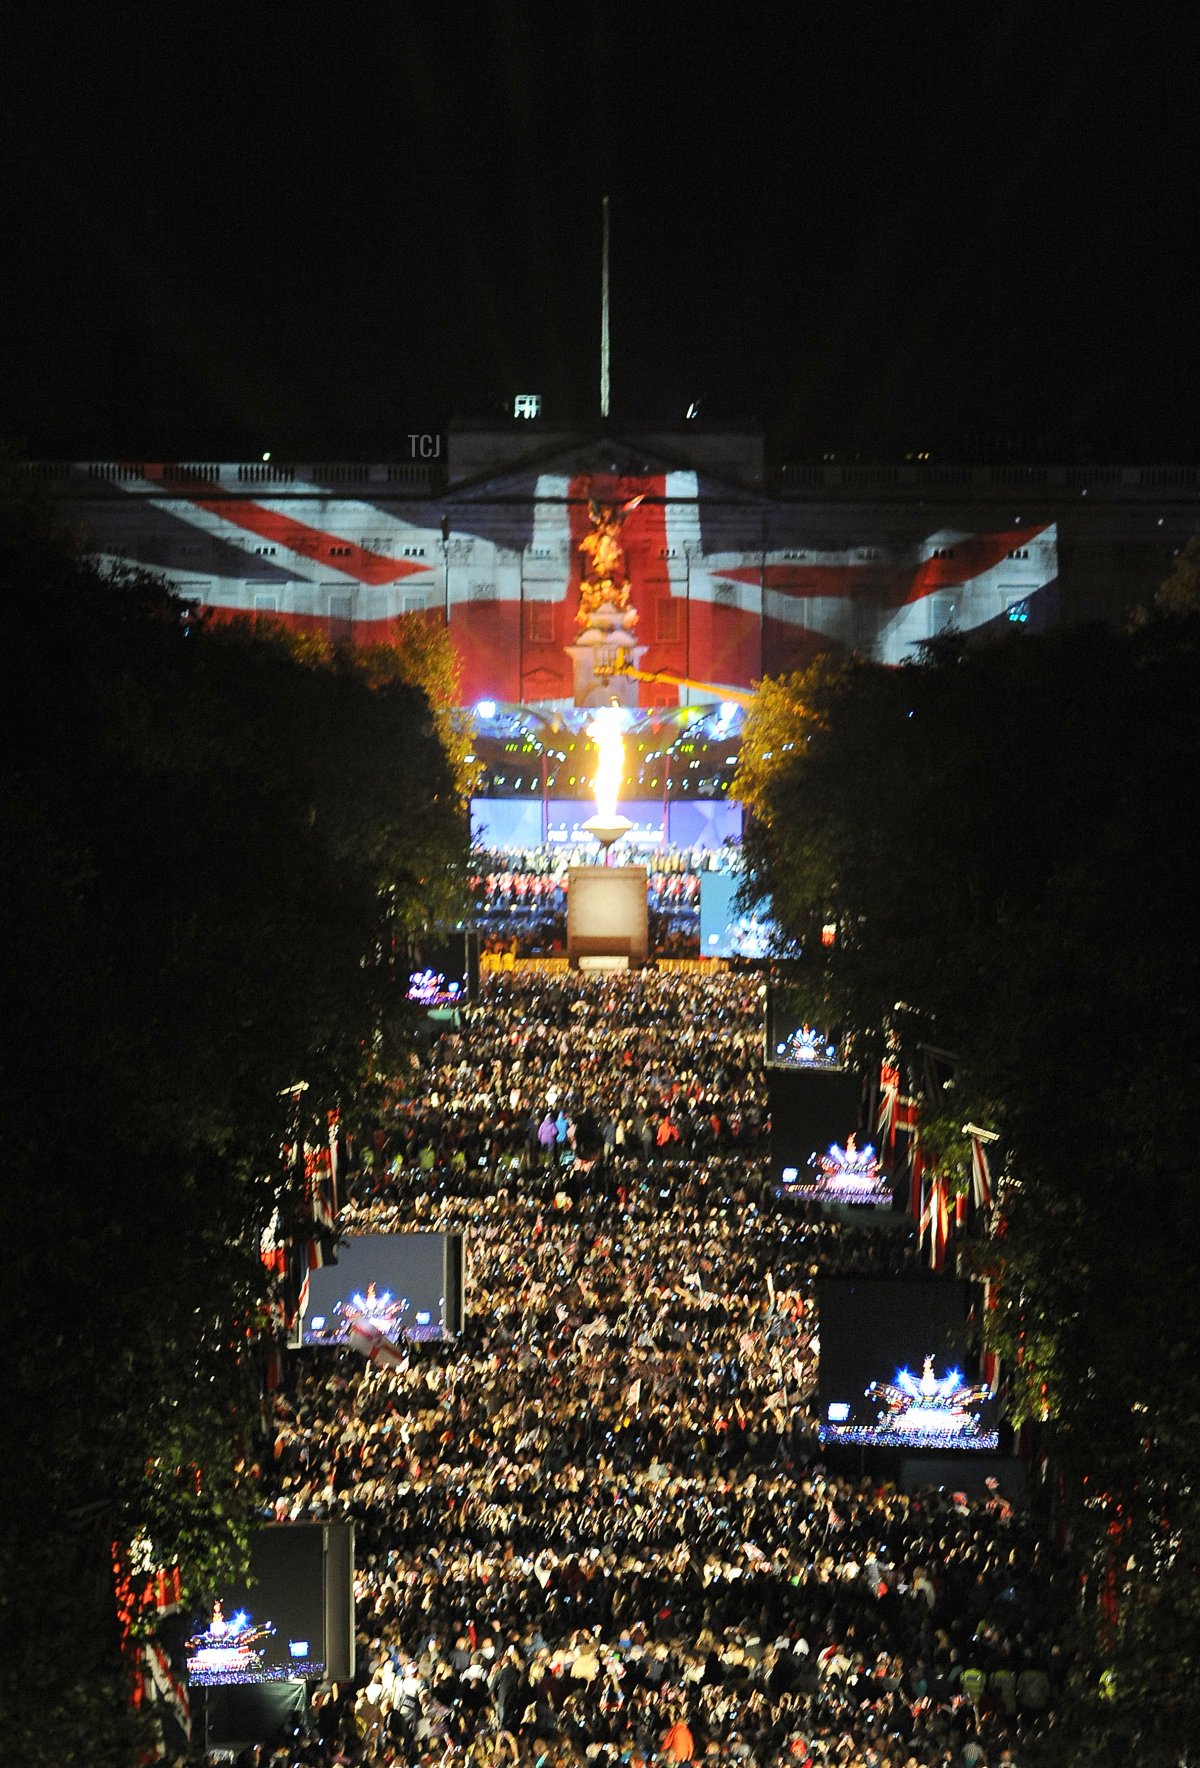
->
xmin=247 ymin=970 xmax=1069 ymax=1768
xmin=470 ymin=849 xmax=737 ymax=956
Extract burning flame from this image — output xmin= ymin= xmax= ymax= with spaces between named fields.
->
xmin=587 ymin=704 xmax=626 ymax=824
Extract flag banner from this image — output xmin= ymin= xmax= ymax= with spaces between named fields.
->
xmin=284 ymin=1238 xmax=309 ymax=1328
xmin=327 ymin=1108 xmax=341 ymax=1218
xmin=144 ymin=1638 xmax=191 ymax=1751
xmin=909 ymin=1135 xmax=925 ymax=1225
xmin=260 ymin=1208 xmax=286 ymax=1277
xmin=893 ymin=1093 xmax=919 ymax=1156
xmin=981 ymin=1277 xmax=1001 ymax=1393
xmin=151 ymin=1566 xmax=182 ymax=1615
xmin=923 ymin=1175 xmax=949 ymax=1272
xmin=971 ymin=1137 xmax=994 ymax=1211
xmin=306 ymin=1141 xmax=336 ymax=1230
xmin=347 ymin=1311 xmax=408 ymax=1373
xmin=305 ymin=1232 xmax=334 ymax=1271
xmin=877 ymin=1060 xmax=900 ymax=1147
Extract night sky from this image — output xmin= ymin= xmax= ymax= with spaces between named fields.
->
xmin=5 ymin=4 xmax=1198 ymax=462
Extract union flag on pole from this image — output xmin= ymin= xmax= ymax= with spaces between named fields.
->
xmin=970 ymin=1136 xmax=994 ymax=1211
xmin=980 ymin=1277 xmax=1001 ymax=1393
xmin=327 ymin=1107 xmax=341 ymax=1218
xmin=259 ymin=1208 xmax=286 ymax=1278
xmin=921 ymin=1173 xmax=949 ymax=1272
xmin=934 ymin=1179 xmax=950 ymax=1272
xmin=143 ymin=1638 xmax=191 ymax=1752
xmin=877 ymin=1061 xmax=900 ymax=1148
xmin=893 ymin=1092 xmax=919 ymax=1157
xmin=908 ymin=1131 xmax=926 ymax=1225
xmin=305 ymin=1141 xmax=336 ymax=1231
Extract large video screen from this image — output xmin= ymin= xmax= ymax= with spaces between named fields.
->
xmin=471 ymin=797 xmax=544 ymax=849
xmin=817 ymin=1277 xmax=999 ymax=1451
xmin=767 ymin=1066 xmax=879 ymax=1196
xmin=471 ymin=797 xmax=742 ymax=854
xmin=699 ymin=871 xmax=783 ymax=959
xmin=665 ymin=800 xmax=742 ymax=849
xmin=300 ymin=1233 xmax=462 ymax=1344
xmin=766 ymin=989 xmax=840 ymax=1070
xmin=186 ymin=1527 xmax=326 ymax=1686
xmin=408 ymin=932 xmax=469 ymax=1006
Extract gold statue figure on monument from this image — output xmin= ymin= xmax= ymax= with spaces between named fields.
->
xmin=577 ymin=494 xmax=644 ymax=626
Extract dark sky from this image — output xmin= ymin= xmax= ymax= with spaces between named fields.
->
xmin=4 ymin=4 xmax=1198 ymax=461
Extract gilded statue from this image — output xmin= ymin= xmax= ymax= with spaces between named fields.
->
xmin=577 ymin=495 xmax=642 ymax=625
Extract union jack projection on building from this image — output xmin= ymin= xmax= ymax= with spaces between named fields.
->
xmin=68 ymin=438 xmax=1059 ymax=708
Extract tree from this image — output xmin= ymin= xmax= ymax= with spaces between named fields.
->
xmin=0 ymin=533 xmax=468 ymax=1764
xmin=1136 ymin=532 xmax=1200 ymax=620
xmin=736 ymin=621 xmax=1200 ymax=1762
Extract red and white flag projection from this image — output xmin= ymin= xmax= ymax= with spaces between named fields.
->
xmin=78 ymin=458 xmax=1058 ymax=708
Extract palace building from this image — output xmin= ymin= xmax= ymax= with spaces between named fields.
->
xmin=26 ymin=423 xmax=1198 ymax=716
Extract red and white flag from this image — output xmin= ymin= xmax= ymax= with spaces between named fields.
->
xmin=909 ymin=1133 xmax=926 ymax=1225
xmin=877 ymin=1061 xmax=900 ymax=1148
xmin=306 ymin=1141 xmax=336 ymax=1231
xmin=970 ymin=1136 xmax=994 ymax=1211
xmin=260 ymin=1209 xmax=286 ymax=1278
xmin=347 ymin=1312 xmax=407 ymax=1374
xmin=922 ymin=1174 xmax=949 ymax=1272
xmin=327 ymin=1108 xmax=341 ymax=1218
xmin=893 ymin=1092 xmax=919 ymax=1147
xmin=143 ymin=1638 xmax=191 ymax=1749
xmin=980 ymin=1277 xmax=1001 ymax=1393
xmin=305 ymin=1235 xmax=332 ymax=1271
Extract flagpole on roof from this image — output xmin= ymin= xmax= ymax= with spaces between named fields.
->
xmin=600 ymin=195 xmax=611 ymax=421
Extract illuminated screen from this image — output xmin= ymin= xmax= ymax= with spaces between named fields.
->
xmin=767 ymin=1067 xmax=871 ymax=1190
xmin=301 ymin=1233 xmax=460 ymax=1344
xmin=186 ymin=1527 xmax=326 ymax=1686
xmin=766 ymin=991 xmax=841 ymax=1070
xmin=699 ymin=871 xmax=781 ymax=958
xmin=817 ymin=1277 xmax=998 ymax=1451
xmin=472 ymin=799 xmax=665 ymax=848
xmin=665 ymin=800 xmax=742 ymax=849
xmin=471 ymin=798 xmax=741 ymax=852
xmin=471 ymin=798 xmax=544 ymax=848
xmin=408 ymin=933 xmax=468 ymax=1006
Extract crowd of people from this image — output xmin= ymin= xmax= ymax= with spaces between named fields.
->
xmin=244 ymin=969 xmax=1070 ymax=1768
xmin=470 ymin=848 xmax=738 ymax=956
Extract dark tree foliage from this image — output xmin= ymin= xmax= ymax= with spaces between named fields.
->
xmin=0 ymin=536 xmax=467 ymax=1764
xmin=736 ymin=621 xmax=1200 ymax=1764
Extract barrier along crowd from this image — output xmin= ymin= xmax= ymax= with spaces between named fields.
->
xmin=257 ymin=970 xmax=1069 ymax=1768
